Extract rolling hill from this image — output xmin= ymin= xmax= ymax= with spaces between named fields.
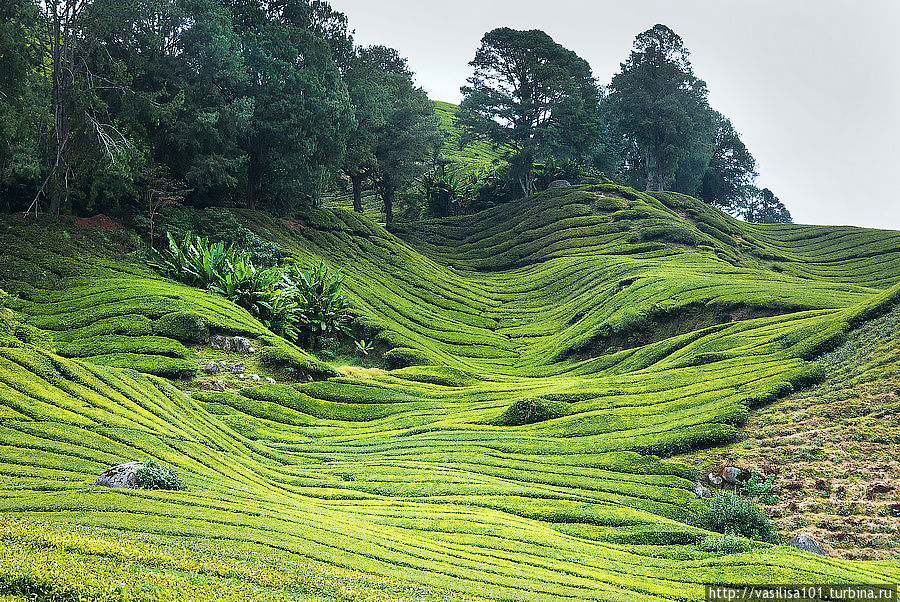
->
xmin=0 ymin=183 xmax=899 ymax=600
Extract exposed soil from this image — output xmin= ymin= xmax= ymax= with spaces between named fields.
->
xmin=75 ymin=214 xmax=121 ymax=231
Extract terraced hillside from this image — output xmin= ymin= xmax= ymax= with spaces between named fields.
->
xmin=1 ymin=184 xmax=899 ymax=600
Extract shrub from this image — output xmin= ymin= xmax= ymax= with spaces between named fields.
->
xmin=742 ymin=471 xmax=779 ymax=505
xmin=135 ymin=460 xmax=186 ymax=491
xmin=495 ymin=397 xmax=570 ymax=426
xmin=698 ymin=534 xmax=752 ymax=555
xmin=699 ymin=492 xmax=777 ymax=543
xmin=383 ymin=347 xmax=431 ymax=369
xmin=151 ymin=232 xmax=354 ymax=352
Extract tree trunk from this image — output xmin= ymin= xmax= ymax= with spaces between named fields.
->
xmin=247 ymin=141 xmax=261 ymax=210
xmin=383 ymin=184 xmax=394 ymax=224
xmin=350 ymin=173 xmax=365 ymax=213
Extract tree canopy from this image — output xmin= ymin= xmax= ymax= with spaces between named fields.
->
xmin=458 ymin=27 xmax=601 ymax=196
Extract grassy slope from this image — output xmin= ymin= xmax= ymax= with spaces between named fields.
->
xmin=1 ymin=185 xmax=899 ymax=600
xmin=678 ymin=305 xmax=900 ymax=560
xmin=322 ymin=101 xmax=502 ymax=218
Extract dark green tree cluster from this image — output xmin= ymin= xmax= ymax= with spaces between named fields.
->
xmin=458 ymin=25 xmax=790 ymax=223
xmin=0 ymin=0 xmax=440 ymax=223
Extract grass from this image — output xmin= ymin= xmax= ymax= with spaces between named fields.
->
xmin=0 ymin=184 xmax=899 ymax=599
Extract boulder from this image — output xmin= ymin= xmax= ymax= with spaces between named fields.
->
xmin=789 ymin=534 xmax=827 ymax=556
xmin=232 ymin=337 xmax=253 ymax=354
xmin=208 ymin=335 xmax=228 ymax=351
xmin=722 ymin=466 xmax=747 ymax=484
xmin=694 ymin=482 xmax=713 ymax=498
xmin=201 ymin=361 xmax=220 ymax=375
xmin=547 ymin=179 xmax=571 ymax=188
xmin=229 ymin=362 xmax=246 ymax=373
xmin=707 ymin=472 xmax=724 ymax=487
xmin=265 ymin=376 xmax=276 ymax=384
xmin=251 ymin=374 xmax=260 ymax=382
xmin=96 ymin=461 xmax=143 ymax=488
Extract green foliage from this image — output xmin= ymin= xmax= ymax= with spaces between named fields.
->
xmin=134 ymin=459 xmax=186 ymax=491
xmin=699 ymin=492 xmax=778 ymax=542
xmin=742 ymin=471 xmax=779 ymax=505
xmin=153 ymin=232 xmax=354 ymax=351
xmin=494 ymin=397 xmax=571 ymax=426
xmin=698 ymin=533 xmax=752 ymax=555
xmin=459 ymin=27 xmax=601 ymax=196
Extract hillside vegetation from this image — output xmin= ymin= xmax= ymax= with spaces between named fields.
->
xmin=1 ymin=184 xmax=899 ymax=600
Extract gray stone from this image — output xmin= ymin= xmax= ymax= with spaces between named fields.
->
xmin=201 ymin=361 xmax=220 ymax=375
xmin=694 ymin=482 xmax=713 ymax=498
xmin=208 ymin=335 xmax=228 ymax=350
xmin=708 ymin=472 xmax=724 ymax=487
xmin=230 ymin=362 xmax=246 ymax=373
xmin=789 ymin=534 xmax=827 ymax=556
xmin=548 ymin=179 xmax=571 ymax=188
xmin=251 ymin=374 xmax=260 ymax=382
xmin=722 ymin=466 xmax=746 ymax=484
xmin=96 ymin=461 xmax=143 ymax=488
xmin=232 ymin=336 xmax=253 ymax=354
xmin=265 ymin=376 xmax=276 ymax=384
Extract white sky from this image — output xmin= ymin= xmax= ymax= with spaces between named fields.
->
xmin=331 ymin=0 xmax=900 ymax=230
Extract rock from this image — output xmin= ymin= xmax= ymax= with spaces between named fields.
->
xmin=232 ymin=337 xmax=253 ymax=354
xmin=201 ymin=361 xmax=220 ymax=375
xmin=722 ymin=466 xmax=747 ymax=484
xmin=547 ymin=179 xmax=571 ymax=188
xmin=251 ymin=374 xmax=260 ymax=382
xmin=265 ymin=376 xmax=276 ymax=384
xmin=694 ymin=482 xmax=713 ymax=498
xmin=208 ymin=335 xmax=228 ymax=350
xmin=229 ymin=362 xmax=246 ymax=373
xmin=707 ymin=472 xmax=723 ymax=487
xmin=789 ymin=534 xmax=827 ymax=556
xmin=248 ymin=346 xmax=257 ymax=354
xmin=96 ymin=461 xmax=143 ymax=488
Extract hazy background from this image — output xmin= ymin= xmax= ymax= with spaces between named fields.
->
xmin=331 ymin=0 xmax=900 ymax=230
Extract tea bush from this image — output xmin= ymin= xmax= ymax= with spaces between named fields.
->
xmin=699 ymin=492 xmax=778 ymax=542
xmin=698 ymin=533 xmax=752 ymax=555
xmin=135 ymin=460 xmax=186 ymax=491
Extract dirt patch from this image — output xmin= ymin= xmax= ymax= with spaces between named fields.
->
xmin=282 ymin=218 xmax=306 ymax=232
xmin=75 ymin=214 xmax=120 ymax=231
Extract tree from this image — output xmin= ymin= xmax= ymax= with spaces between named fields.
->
xmin=228 ymin=0 xmax=353 ymax=211
xmin=698 ymin=114 xmax=757 ymax=208
xmin=0 ymin=0 xmax=43 ymax=211
xmin=607 ymin=24 xmax=715 ymax=192
xmin=359 ymin=47 xmax=441 ymax=224
xmin=734 ymin=187 xmax=792 ymax=224
xmin=458 ymin=28 xmax=601 ymax=196
xmin=340 ymin=45 xmax=404 ymax=213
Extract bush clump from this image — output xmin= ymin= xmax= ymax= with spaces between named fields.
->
xmin=135 ymin=460 xmax=186 ymax=491
xmin=698 ymin=533 xmax=752 ymax=555
xmin=699 ymin=492 xmax=777 ymax=543
xmin=495 ymin=397 xmax=570 ymax=426
xmin=152 ymin=232 xmax=354 ymax=351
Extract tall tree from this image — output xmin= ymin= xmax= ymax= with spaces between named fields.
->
xmin=735 ymin=186 xmax=792 ymax=224
xmin=698 ymin=114 xmax=757 ymax=208
xmin=0 ymin=0 xmax=43 ymax=211
xmin=607 ymin=24 xmax=715 ymax=192
xmin=359 ymin=47 xmax=441 ymax=224
xmin=228 ymin=0 xmax=352 ymax=211
xmin=458 ymin=28 xmax=601 ymax=196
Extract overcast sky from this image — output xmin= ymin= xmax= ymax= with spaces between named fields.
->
xmin=331 ymin=0 xmax=900 ymax=230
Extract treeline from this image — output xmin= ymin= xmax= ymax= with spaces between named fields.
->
xmin=0 ymin=0 xmax=789 ymax=224
xmin=457 ymin=25 xmax=792 ymax=224
xmin=0 ymin=0 xmax=440 ymax=222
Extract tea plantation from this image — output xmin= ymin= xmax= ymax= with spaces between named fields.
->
xmin=1 ymin=184 xmax=899 ymax=600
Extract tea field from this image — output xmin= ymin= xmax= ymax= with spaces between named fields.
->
xmin=0 ymin=184 xmax=898 ymax=600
